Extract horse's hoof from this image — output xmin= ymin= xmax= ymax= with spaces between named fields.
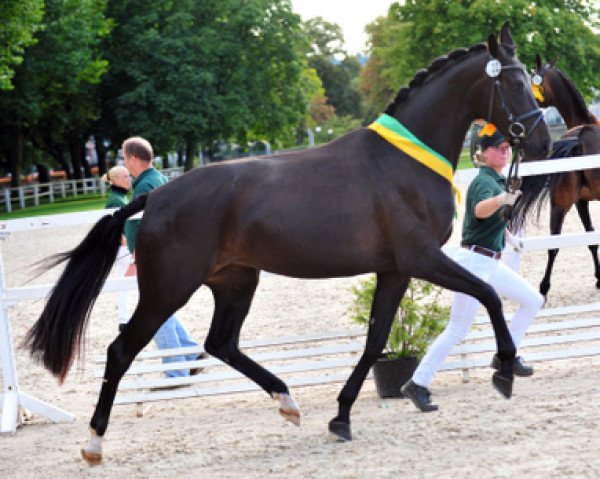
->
xmin=81 ymin=448 xmax=102 ymax=466
xmin=279 ymin=407 xmax=300 ymax=427
xmin=492 ymin=372 xmax=513 ymax=399
xmin=328 ymin=419 xmax=352 ymax=442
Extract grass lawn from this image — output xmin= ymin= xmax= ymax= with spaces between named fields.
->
xmin=0 ymin=194 xmax=107 ymax=220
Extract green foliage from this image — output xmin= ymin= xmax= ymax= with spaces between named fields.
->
xmin=305 ymin=17 xmax=363 ymax=120
xmin=349 ymin=276 xmax=449 ymax=359
xmin=362 ymin=0 xmax=600 ymax=115
xmin=0 ymin=0 xmax=45 ymax=90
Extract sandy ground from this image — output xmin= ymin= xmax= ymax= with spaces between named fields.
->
xmin=1 ymin=195 xmax=600 ymax=478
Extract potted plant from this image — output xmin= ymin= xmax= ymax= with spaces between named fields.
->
xmin=349 ymin=276 xmax=449 ymax=398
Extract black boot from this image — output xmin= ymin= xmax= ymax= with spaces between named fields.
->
xmin=491 ymin=355 xmax=533 ymax=377
xmin=401 ymin=380 xmax=438 ymax=412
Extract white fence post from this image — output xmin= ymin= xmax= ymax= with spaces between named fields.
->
xmin=0 ymin=234 xmax=76 ymax=434
xmin=3 ymin=189 xmax=11 ymax=213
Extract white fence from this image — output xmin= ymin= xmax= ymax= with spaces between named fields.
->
xmin=2 ymin=155 xmax=600 ymax=433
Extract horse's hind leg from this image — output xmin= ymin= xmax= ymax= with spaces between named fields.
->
xmin=540 ymin=205 xmax=567 ymax=298
xmin=575 ymin=199 xmax=600 ymax=288
xmin=329 ymin=272 xmax=409 ymax=442
xmin=204 ymin=266 xmax=299 ymax=425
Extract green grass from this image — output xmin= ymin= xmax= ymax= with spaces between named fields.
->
xmin=0 ymin=194 xmax=107 ymax=220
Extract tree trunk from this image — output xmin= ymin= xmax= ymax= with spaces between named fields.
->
xmin=184 ymin=139 xmax=196 ymax=172
xmin=8 ymin=129 xmax=24 ymax=188
xmin=35 ymin=163 xmax=50 ymax=183
xmin=96 ymin=137 xmax=108 ymax=175
xmin=177 ymin=145 xmax=184 ymax=167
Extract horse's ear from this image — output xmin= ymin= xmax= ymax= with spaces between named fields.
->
xmin=535 ymin=54 xmax=543 ymax=71
xmin=549 ymin=57 xmax=559 ymax=67
xmin=488 ymin=33 xmax=499 ymax=58
xmin=499 ymin=21 xmax=514 ymax=47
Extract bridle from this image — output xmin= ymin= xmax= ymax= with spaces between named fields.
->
xmin=483 ymin=57 xmax=545 ymax=218
xmin=485 ymin=58 xmax=545 ymax=150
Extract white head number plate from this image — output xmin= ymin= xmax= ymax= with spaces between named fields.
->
xmin=486 ymin=59 xmax=502 ymax=78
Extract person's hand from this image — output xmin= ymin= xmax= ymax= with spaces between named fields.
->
xmin=125 ymin=263 xmax=137 ymax=276
xmin=496 ymin=190 xmax=522 ymax=207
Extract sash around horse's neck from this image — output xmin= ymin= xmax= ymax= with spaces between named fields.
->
xmin=368 ymin=114 xmax=461 ymax=209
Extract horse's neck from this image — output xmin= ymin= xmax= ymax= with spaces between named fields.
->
xmin=390 ymin=85 xmax=475 ymax=170
xmin=552 ymin=74 xmax=594 ymax=128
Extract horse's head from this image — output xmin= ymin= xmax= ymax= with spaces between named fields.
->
xmin=531 ymin=54 xmax=597 ymax=128
xmin=530 ymin=54 xmax=558 ymax=108
xmin=477 ymin=22 xmax=551 ymax=161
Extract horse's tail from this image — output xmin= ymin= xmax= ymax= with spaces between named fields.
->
xmin=510 ymin=138 xmax=580 ymax=231
xmin=23 ymin=194 xmax=148 ymax=382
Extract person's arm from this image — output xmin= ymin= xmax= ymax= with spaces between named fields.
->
xmin=474 ymin=190 xmax=521 ymax=219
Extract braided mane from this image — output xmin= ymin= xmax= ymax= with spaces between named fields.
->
xmin=384 ymin=43 xmax=488 ymax=115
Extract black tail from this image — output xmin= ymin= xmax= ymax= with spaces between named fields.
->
xmin=510 ymin=138 xmax=580 ymax=230
xmin=23 ymin=195 xmax=148 ymax=382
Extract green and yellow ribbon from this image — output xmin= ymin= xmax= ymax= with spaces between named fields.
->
xmin=368 ymin=113 xmax=461 ymax=214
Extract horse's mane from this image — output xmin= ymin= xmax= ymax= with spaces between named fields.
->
xmin=551 ymin=65 xmax=598 ymax=124
xmin=384 ymin=43 xmax=488 ymax=114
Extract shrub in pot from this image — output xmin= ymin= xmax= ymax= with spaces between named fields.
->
xmin=349 ymin=276 xmax=449 ymax=398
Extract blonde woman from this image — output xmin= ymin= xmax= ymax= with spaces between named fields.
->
xmin=102 ymin=165 xmax=132 ymax=331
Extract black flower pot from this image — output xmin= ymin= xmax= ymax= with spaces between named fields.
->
xmin=372 ymin=355 xmax=419 ymax=398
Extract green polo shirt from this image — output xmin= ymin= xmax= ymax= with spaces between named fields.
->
xmin=104 ymin=186 xmax=129 ymax=209
xmin=461 ymin=166 xmax=507 ymax=252
xmin=123 ymin=167 xmax=167 ymax=253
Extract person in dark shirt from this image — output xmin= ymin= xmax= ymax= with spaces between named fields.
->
xmin=402 ymin=124 xmax=543 ymax=412
xmin=122 ymin=136 xmax=205 ymax=379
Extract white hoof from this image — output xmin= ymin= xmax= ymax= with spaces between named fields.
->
xmin=81 ymin=428 xmax=103 ymax=465
xmin=272 ymin=392 xmax=301 ymax=426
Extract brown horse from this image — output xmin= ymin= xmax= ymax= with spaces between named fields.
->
xmin=512 ymin=55 xmax=600 ymax=298
xmin=25 ymin=23 xmax=550 ymax=464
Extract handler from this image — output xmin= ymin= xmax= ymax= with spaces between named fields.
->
xmin=402 ymin=124 xmax=544 ymax=412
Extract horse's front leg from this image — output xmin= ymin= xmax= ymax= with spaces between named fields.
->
xmin=329 ymin=272 xmax=409 ymax=442
xmin=414 ymin=246 xmax=515 ymax=397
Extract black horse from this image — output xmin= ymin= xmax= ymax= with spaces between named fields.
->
xmin=512 ymin=55 xmax=600 ymax=298
xmin=25 ymin=23 xmax=550 ymax=464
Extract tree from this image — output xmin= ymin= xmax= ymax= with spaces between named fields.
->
xmin=362 ymin=0 xmax=600 ymax=115
xmin=0 ymin=1 xmax=44 ymax=90
xmin=0 ymin=0 xmax=110 ymax=183
xmin=100 ymin=0 xmax=309 ymax=169
xmin=305 ymin=17 xmax=363 ymax=120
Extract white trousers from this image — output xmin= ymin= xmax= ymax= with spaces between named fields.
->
xmin=114 ymin=245 xmax=131 ymax=325
xmin=412 ymin=248 xmax=544 ymax=388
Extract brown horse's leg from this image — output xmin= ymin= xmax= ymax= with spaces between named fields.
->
xmin=575 ymin=199 xmax=600 ymax=288
xmin=204 ymin=267 xmax=295 ymax=421
xmin=329 ymin=272 xmax=409 ymax=442
xmin=540 ymin=205 xmax=567 ymax=298
xmin=412 ymin=246 xmax=515 ymax=395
